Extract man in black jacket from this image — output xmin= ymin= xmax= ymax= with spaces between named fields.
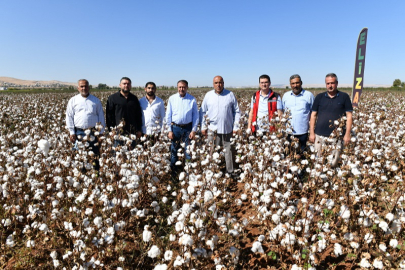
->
xmin=106 ymin=77 xmax=142 ymax=148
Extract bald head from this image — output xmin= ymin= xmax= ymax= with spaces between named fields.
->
xmin=213 ymin=76 xmax=224 ymax=94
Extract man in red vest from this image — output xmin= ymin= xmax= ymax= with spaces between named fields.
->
xmin=247 ymin=74 xmax=283 ymax=135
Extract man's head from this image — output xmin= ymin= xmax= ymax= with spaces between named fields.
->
xmin=77 ymin=79 xmax=90 ymax=97
xmin=325 ymin=73 xmax=338 ymax=94
xmin=259 ymin=74 xmax=271 ymax=92
xmin=144 ymin=82 xmax=156 ymax=98
xmin=120 ymin=77 xmax=132 ymax=95
xmin=213 ymin=76 xmax=224 ymax=94
xmin=289 ymin=74 xmax=303 ymax=95
xmin=177 ymin=80 xmax=188 ymax=97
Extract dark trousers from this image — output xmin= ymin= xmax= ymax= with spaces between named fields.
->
xmin=287 ymin=133 xmax=308 ymax=155
xmin=74 ymin=128 xmax=100 ymax=171
xmin=170 ymin=125 xmax=192 ymax=171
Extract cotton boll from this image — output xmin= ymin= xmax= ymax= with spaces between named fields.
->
xmin=148 ymin=245 xmax=161 ymax=258
xmin=251 ymin=241 xmax=264 ymax=253
xmin=334 ymin=243 xmax=343 ymax=256
xmin=38 ymin=139 xmax=50 ymax=156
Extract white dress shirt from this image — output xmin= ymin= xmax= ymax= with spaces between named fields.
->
xmin=139 ymin=96 xmax=165 ymax=135
xmin=66 ymin=94 xmax=105 ymax=135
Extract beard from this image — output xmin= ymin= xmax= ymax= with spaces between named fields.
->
xmin=292 ymin=88 xmax=302 ymax=95
xmin=146 ymin=91 xmax=155 ymax=97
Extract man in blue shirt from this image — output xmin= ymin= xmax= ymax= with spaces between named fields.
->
xmin=201 ymin=76 xmax=241 ymax=176
xmin=166 ymin=80 xmax=199 ymax=174
xmin=309 ymin=73 xmax=353 ymax=167
xmin=282 ymin=74 xmax=314 ymax=156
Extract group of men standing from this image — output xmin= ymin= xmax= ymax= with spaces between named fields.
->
xmin=66 ymin=73 xmax=353 ymax=177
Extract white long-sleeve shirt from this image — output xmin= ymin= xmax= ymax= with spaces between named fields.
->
xmin=65 ymin=94 xmax=105 ymax=135
xmin=139 ymin=96 xmax=165 ymax=135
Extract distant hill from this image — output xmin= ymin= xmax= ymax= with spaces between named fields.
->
xmin=0 ymin=76 xmax=76 ymax=87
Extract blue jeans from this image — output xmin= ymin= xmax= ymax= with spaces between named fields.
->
xmin=114 ymin=139 xmax=137 ymax=149
xmin=170 ymin=125 xmax=191 ymax=171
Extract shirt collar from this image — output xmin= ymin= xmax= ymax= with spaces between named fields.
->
xmin=324 ymin=90 xmax=340 ymax=98
xmin=290 ymin=89 xmax=305 ymax=96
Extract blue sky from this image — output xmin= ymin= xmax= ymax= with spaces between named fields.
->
xmin=1 ymin=0 xmax=403 ymax=87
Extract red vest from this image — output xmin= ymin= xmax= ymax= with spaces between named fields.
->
xmin=251 ymin=90 xmax=279 ymax=133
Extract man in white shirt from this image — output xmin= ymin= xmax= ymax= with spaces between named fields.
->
xmin=201 ymin=75 xmax=241 ymax=177
xmin=66 ymin=79 xmax=105 ymax=170
xmin=139 ymin=82 xmax=165 ymax=138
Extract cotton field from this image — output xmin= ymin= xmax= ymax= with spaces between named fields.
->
xmin=0 ymin=90 xmax=404 ymax=269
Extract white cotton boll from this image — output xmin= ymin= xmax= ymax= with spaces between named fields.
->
xmin=339 ymin=205 xmax=350 ymax=220
xmin=251 ymin=241 xmax=264 ymax=253
xmin=229 ymin=229 xmax=239 ymax=237
xmin=272 ymin=214 xmax=280 ymax=224
xmin=179 ymin=172 xmax=185 ymax=181
xmin=359 ymin=258 xmax=371 ymax=268
xmin=258 ymin=235 xmax=265 ymax=242
xmin=334 ymin=243 xmax=343 ymax=256
xmin=169 ymin=234 xmax=176 ymax=241
xmin=373 ymin=259 xmax=383 ymax=269
xmin=290 ymin=166 xmax=298 ymax=173
xmin=379 ymin=243 xmax=387 ymax=252
xmin=173 ymin=256 xmax=184 ymax=267
xmin=162 ymin=197 xmax=168 ymax=204
xmin=38 ymin=139 xmax=50 ymax=156
xmin=50 ymin=250 xmax=58 ymax=259
xmin=53 ymin=260 xmax=60 ymax=267
xmin=6 ymin=234 xmax=15 ymax=247
xmin=385 ymin=212 xmax=394 ymax=221
xmin=207 ymin=240 xmax=215 ymax=250
xmin=164 ymin=250 xmax=173 ymax=261
xmin=364 ymin=233 xmax=373 ymax=243
xmin=39 ymin=223 xmax=49 ymax=233
xmin=94 ymin=216 xmax=102 ymax=228
xmin=175 ymin=161 xmax=182 ymax=166
xmin=143 ymin=228 xmax=152 ymax=242
xmin=389 ymin=239 xmax=398 ymax=248
xmin=241 ymin=194 xmax=247 ymax=201
xmin=379 ymin=221 xmax=389 ymax=232
xmin=204 ymin=190 xmax=214 ymax=203
xmin=51 ymin=200 xmax=59 ymax=207
xmin=148 ymin=245 xmax=161 ymax=258
xmin=350 ymin=242 xmax=359 ymax=249
xmin=154 ymin=264 xmax=167 ymax=270
xmin=26 ymin=240 xmax=35 ymax=248
xmin=179 ymin=234 xmax=193 ymax=246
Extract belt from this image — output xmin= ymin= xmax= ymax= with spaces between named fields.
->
xmin=171 ymin=122 xmax=192 ymax=128
xmin=74 ymin=127 xmax=94 ymax=132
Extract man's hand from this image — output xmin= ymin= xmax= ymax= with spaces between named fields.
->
xmin=309 ymin=133 xmax=315 ymax=143
xmin=69 ymin=134 xmax=77 ymax=143
xmin=201 ymin=130 xmax=207 ymax=136
xmin=189 ymin=131 xmax=196 ymax=140
xmin=343 ymin=133 xmax=351 ymax=146
xmin=168 ymin=131 xmax=174 ymax=140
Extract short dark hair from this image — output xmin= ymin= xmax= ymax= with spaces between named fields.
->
xmin=177 ymin=80 xmax=188 ymax=87
xmin=78 ymin=79 xmax=89 ymax=86
xmin=259 ymin=74 xmax=271 ymax=83
xmin=289 ymin=74 xmax=301 ymax=82
xmin=145 ymin=82 xmax=156 ymax=88
xmin=325 ymin=73 xmax=338 ymax=82
xmin=120 ymin=77 xmax=132 ymax=84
